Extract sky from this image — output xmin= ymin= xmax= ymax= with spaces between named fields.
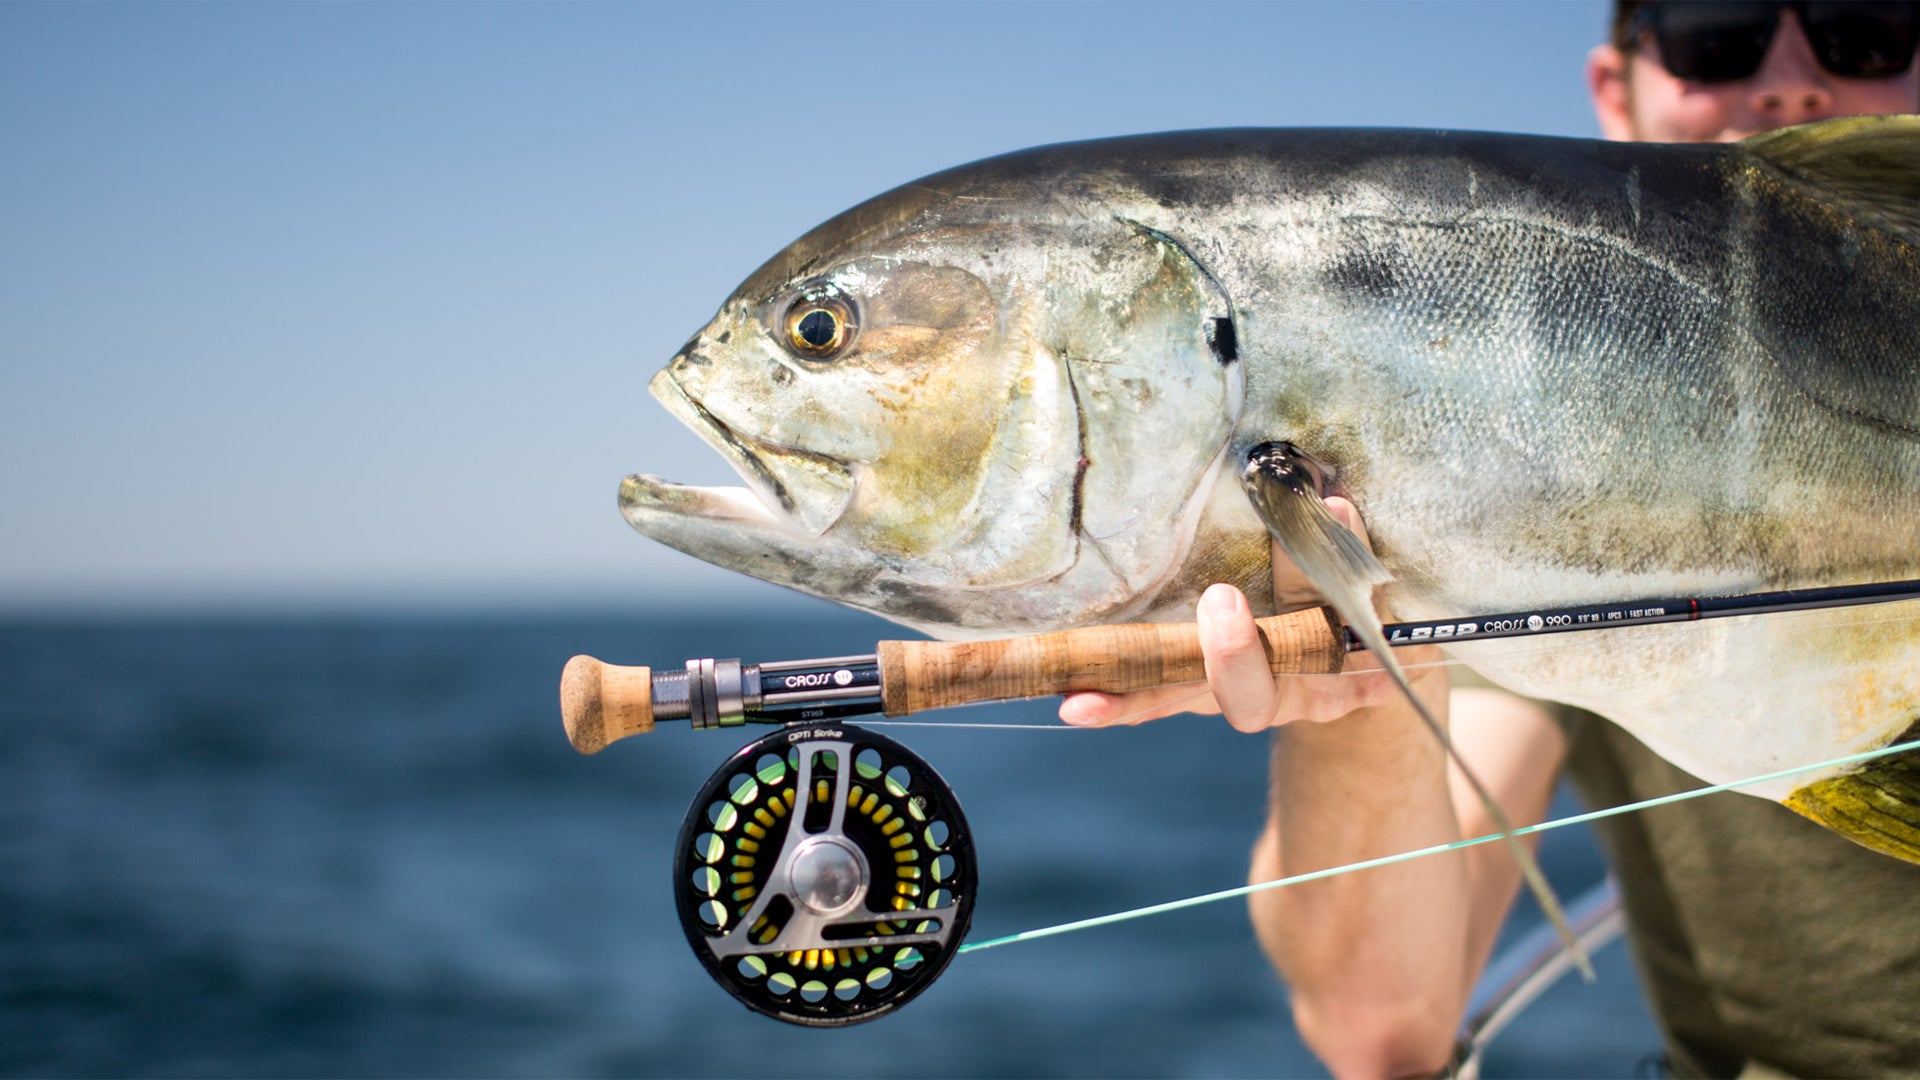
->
xmin=0 ymin=0 xmax=1612 ymax=614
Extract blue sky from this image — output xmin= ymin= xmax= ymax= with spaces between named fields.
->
xmin=0 ymin=0 xmax=1610 ymax=612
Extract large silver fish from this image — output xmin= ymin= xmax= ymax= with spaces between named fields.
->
xmin=620 ymin=117 xmax=1920 ymax=863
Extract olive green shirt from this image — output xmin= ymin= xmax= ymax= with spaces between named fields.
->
xmin=1556 ymin=706 xmax=1920 ymax=1078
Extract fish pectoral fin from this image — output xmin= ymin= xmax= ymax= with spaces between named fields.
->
xmin=1742 ymin=114 xmax=1920 ymax=246
xmin=1240 ymin=442 xmax=1392 ymax=621
xmin=1240 ymin=442 xmax=1592 ymax=978
xmin=1786 ymin=718 xmax=1920 ymax=865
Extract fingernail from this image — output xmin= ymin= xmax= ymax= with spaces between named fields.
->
xmin=1058 ymin=698 xmax=1098 ymax=726
xmin=1198 ymin=583 xmax=1245 ymax=624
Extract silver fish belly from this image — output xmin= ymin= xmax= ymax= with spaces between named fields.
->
xmin=620 ymin=118 xmax=1920 ymax=862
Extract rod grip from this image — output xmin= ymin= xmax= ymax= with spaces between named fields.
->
xmin=560 ymin=655 xmax=656 ymax=754
xmin=878 ymin=606 xmax=1345 ymax=717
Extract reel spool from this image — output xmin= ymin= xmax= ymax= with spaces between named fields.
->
xmin=673 ymin=722 xmax=976 ymax=1026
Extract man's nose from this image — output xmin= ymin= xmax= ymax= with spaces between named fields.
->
xmin=1746 ymin=10 xmax=1837 ymax=122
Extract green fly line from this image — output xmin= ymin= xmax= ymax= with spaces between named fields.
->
xmin=957 ymin=735 xmax=1920 ymax=954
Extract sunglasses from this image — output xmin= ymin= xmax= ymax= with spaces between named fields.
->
xmin=1629 ymin=1 xmax=1920 ymax=82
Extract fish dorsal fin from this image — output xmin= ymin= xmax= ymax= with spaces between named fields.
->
xmin=1740 ymin=114 xmax=1920 ymax=246
xmin=1733 ymin=115 xmax=1920 ymax=440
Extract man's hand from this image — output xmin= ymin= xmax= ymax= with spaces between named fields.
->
xmin=1058 ymin=495 xmax=1440 ymax=731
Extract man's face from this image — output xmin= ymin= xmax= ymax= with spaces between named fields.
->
xmin=1589 ymin=7 xmax=1920 ymax=142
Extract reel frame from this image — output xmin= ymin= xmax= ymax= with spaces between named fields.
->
xmin=672 ymin=722 xmax=976 ymax=1026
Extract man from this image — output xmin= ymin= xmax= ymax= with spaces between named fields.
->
xmin=1061 ymin=3 xmax=1920 ymax=1075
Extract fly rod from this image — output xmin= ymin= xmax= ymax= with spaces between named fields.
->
xmin=560 ymin=577 xmax=1920 ymax=754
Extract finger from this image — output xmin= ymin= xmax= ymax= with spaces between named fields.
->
xmin=1064 ymin=665 xmax=1419 ymax=728
xmin=1059 ymin=683 xmax=1218 ymax=727
xmin=1197 ymin=583 xmax=1282 ymax=733
xmin=1322 ymin=495 xmax=1369 ymax=545
xmin=1271 ymin=669 xmax=1407 ymax=723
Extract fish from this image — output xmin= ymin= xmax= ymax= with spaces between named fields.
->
xmin=619 ymin=116 xmax=1920 ymax=864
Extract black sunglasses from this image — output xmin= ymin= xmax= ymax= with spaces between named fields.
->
xmin=1629 ymin=1 xmax=1920 ymax=82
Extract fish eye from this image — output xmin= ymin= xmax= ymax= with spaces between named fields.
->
xmin=781 ymin=294 xmax=857 ymax=361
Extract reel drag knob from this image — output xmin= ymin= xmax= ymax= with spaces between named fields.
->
xmin=788 ymin=836 xmax=867 ymax=916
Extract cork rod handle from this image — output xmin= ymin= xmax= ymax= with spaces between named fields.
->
xmin=557 ymin=606 xmax=1345 ymax=752
xmin=877 ymin=606 xmax=1345 ymax=717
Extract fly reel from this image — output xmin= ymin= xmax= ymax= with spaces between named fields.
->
xmin=673 ymin=722 xmax=976 ymax=1026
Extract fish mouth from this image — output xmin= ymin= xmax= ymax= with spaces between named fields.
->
xmin=628 ymin=369 xmax=854 ymax=536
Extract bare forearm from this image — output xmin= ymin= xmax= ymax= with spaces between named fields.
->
xmin=1248 ymin=669 xmax=1469 ymax=1076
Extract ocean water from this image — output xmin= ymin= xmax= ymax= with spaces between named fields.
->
xmin=1 ymin=608 xmax=1661 ymax=1077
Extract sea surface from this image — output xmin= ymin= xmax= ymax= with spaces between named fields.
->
xmin=1 ymin=607 xmax=1662 ymax=1077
